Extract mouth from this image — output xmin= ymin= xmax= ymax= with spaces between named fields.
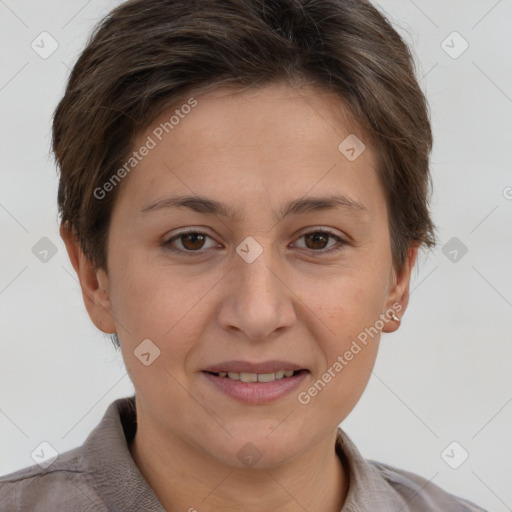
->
xmin=201 ymin=362 xmax=310 ymax=404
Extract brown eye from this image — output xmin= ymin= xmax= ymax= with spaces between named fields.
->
xmin=304 ymin=232 xmax=330 ymax=250
xmin=294 ymin=230 xmax=346 ymax=255
xmin=179 ymin=232 xmax=206 ymax=250
xmin=163 ymin=228 xmax=346 ymax=257
xmin=164 ymin=230 xmax=217 ymax=254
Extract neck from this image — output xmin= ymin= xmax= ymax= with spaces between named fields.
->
xmin=129 ymin=406 xmax=348 ymax=512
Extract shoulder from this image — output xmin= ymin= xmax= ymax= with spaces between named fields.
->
xmin=0 ymin=396 xmax=145 ymax=512
xmin=336 ymin=428 xmax=488 ymax=512
xmin=368 ymin=460 xmax=489 ymax=512
xmin=0 ymin=445 xmax=107 ymax=512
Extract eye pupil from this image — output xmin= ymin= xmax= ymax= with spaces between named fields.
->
xmin=305 ymin=232 xmax=329 ymax=250
xmin=182 ymin=233 xmax=205 ymax=250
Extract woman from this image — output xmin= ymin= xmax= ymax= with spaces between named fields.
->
xmin=0 ymin=0 xmax=489 ymax=510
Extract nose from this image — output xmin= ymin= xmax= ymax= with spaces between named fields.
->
xmin=217 ymin=241 xmax=297 ymax=341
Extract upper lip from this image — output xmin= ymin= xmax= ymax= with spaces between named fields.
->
xmin=203 ymin=360 xmax=308 ymax=374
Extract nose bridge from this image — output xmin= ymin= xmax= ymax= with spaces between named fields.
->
xmin=237 ymin=235 xmax=281 ymax=305
xmin=238 ymin=238 xmax=278 ymax=296
xmin=222 ymin=235 xmax=295 ymax=340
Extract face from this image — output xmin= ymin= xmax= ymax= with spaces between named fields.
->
xmin=64 ymin=81 xmax=415 ymax=469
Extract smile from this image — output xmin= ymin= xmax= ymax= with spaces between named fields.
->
xmin=201 ymin=369 xmax=309 ymax=404
xmin=206 ymin=370 xmax=301 ymax=382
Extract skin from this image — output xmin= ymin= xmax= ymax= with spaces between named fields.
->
xmin=62 ymin=81 xmax=417 ymax=512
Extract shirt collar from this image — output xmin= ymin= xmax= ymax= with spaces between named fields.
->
xmin=81 ymin=395 xmax=167 ymax=511
xmin=335 ymin=428 xmax=406 ymax=511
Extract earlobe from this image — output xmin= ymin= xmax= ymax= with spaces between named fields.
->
xmin=382 ymin=245 xmax=419 ymax=333
xmin=60 ymin=223 xmax=117 ymax=334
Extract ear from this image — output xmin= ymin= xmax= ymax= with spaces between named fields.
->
xmin=381 ymin=245 xmax=418 ymax=333
xmin=60 ymin=222 xmax=117 ymax=334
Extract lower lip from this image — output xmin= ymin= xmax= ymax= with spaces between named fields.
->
xmin=201 ymin=370 xmax=309 ymax=405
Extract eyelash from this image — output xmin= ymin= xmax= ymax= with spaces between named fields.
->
xmin=162 ymin=228 xmax=347 ymax=257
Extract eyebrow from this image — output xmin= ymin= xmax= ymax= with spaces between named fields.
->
xmin=141 ymin=194 xmax=367 ymax=221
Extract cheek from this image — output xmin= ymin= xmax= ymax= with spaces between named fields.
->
xmin=109 ymin=254 xmax=217 ymax=362
xmin=321 ymin=263 xmax=390 ymax=337
xmin=307 ymin=263 xmax=389 ymax=399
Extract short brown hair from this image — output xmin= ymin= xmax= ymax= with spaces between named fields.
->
xmin=53 ymin=0 xmax=435 ymax=321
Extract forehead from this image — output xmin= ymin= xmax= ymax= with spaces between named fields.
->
xmin=113 ymin=81 xmax=384 ymax=220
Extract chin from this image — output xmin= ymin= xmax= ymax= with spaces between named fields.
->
xmin=207 ymin=428 xmax=305 ymax=470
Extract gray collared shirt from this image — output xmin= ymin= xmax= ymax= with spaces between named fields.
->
xmin=0 ymin=396 xmax=487 ymax=511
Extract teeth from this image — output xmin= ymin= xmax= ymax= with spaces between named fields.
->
xmin=214 ymin=370 xmax=299 ymax=382
xmin=257 ymin=373 xmax=275 ymax=383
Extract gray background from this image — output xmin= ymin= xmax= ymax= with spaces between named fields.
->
xmin=1 ymin=1 xmax=511 ymax=510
